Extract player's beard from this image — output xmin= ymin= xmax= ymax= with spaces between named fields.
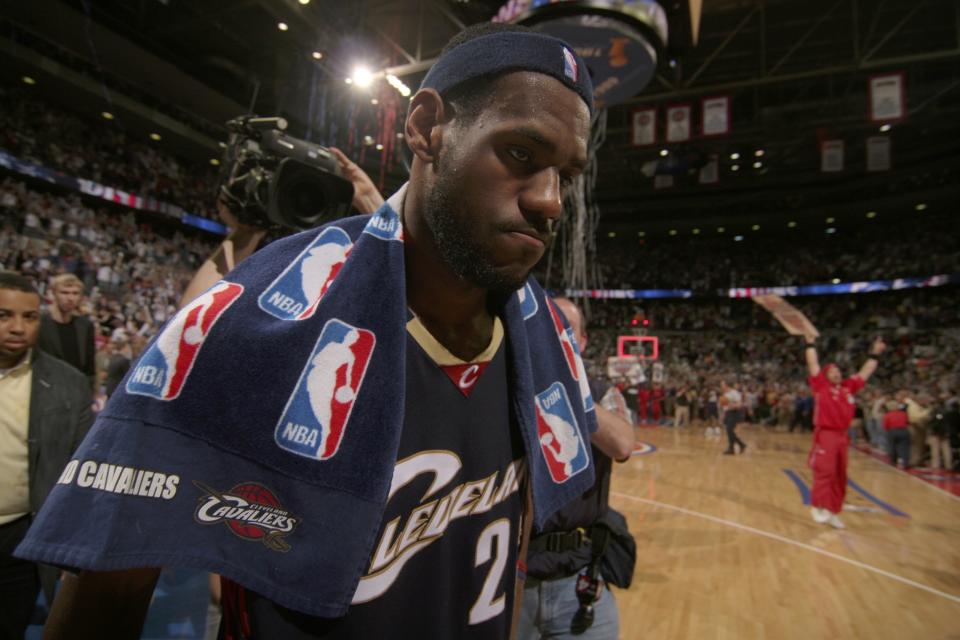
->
xmin=423 ymin=156 xmax=528 ymax=295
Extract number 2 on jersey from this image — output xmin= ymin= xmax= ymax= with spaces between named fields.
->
xmin=469 ymin=518 xmax=510 ymax=625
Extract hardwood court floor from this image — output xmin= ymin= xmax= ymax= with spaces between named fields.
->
xmin=610 ymin=425 xmax=960 ymax=640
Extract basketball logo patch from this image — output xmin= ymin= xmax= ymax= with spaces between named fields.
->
xmin=275 ymin=319 xmax=376 ymax=460
xmin=518 ymin=281 xmax=539 ymax=320
xmin=535 ymin=382 xmax=589 ymax=483
xmin=258 ymin=226 xmax=352 ymax=321
xmin=362 ymin=206 xmax=403 ymax=241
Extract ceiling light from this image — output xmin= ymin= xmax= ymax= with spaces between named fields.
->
xmin=209 ymin=158 xmax=220 ymax=166
xmin=637 ymin=231 xmax=645 ymax=237
xmin=755 ymin=149 xmax=764 ymax=157
xmin=218 ymin=141 xmax=227 ymax=148
xmin=832 ymin=278 xmax=841 ymax=284
xmin=396 ymin=132 xmax=404 ymax=139
xmin=753 ymin=161 xmax=762 ymax=169
xmin=915 ymin=203 xmax=927 ymax=211
xmin=607 ymin=232 xmax=616 ymax=238
xmin=351 ymin=66 xmax=373 ymax=88
xmin=734 ymin=235 xmax=744 ymax=242
xmin=149 ymin=133 xmax=161 ymax=141
xmin=879 ymin=124 xmax=891 ymax=133
xmin=375 ymin=144 xmax=384 ymax=151
xmin=669 ymin=229 xmax=677 ymax=236
xmin=298 ymin=0 xmax=310 ymax=4
xmin=787 ymin=221 xmax=797 ymax=228
xmin=731 ymin=165 xmax=739 ymax=171
xmin=751 ymin=224 xmax=760 ymax=231
xmin=826 ymin=227 xmax=836 ymax=234
xmin=866 ymin=211 xmax=877 ymax=219
xmin=730 ymin=152 xmax=740 ymax=160
xmin=312 ymin=51 xmax=323 ymax=60
xmin=717 ymin=226 xmax=725 ymax=233
xmin=692 ymin=228 xmax=700 ymax=235
xmin=370 ymin=98 xmax=379 ymax=105
xmin=101 ymin=111 xmax=114 ymax=120
xmin=277 ymin=22 xmax=289 ymax=31
xmin=363 ymin=135 xmax=374 ymax=146
xmin=826 ymin=217 xmax=835 ymax=224
xmin=659 ymin=149 xmax=668 ymax=157
xmin=22 ymin=76 xmax=36 ymax=85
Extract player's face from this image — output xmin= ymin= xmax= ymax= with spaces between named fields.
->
xmin=0 ymin=289 xmax=41 ymax=367
xmin=424 ymin=72 xmax=590 ymax=292
xmin=53 ymin=284 xmax=82 ymax=314
xmin=826 ymin=366 xmax=842 ymax=384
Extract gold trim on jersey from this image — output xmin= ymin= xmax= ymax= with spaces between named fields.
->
xmin=405 ymin=315 xmax=504 ymax=366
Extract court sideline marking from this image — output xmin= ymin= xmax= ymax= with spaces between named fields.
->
xmin=851 ymin=446 xmax=960 ymax=503
xmin=610 ymin=491 xmax=960 ymax=605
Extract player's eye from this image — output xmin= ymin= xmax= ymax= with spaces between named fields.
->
xmin=507 ymin=147 xmax=531 ymax=163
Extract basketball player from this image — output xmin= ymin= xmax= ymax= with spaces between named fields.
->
xmin=720 ymin=380 xmax=746 ymax=454
xmin=805 ymin=335 xmax=886 ymax=528
xmin=19 ymin=23 xmax=599 ymax=639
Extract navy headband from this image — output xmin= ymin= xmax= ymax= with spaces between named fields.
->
xmin=420 ymin=31 xmax=594 ymax=114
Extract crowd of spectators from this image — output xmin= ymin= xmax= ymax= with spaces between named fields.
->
xmin=0 ymin=86 xmax=220 ymax=220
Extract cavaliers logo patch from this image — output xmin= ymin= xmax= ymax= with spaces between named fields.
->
xmin=258 ymin=226 xmax=353 ymax=321
xmin=194 ymin=481 xmax=298 ymax=552
xmin=126 ymin=281 xmax=243 ymax=400
xmin=275 ymin=319 xmax=376 ymax=460
xmin=534 ymin=382 xmax=589 ymax=483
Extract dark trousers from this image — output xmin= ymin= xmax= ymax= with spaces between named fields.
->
xmin=725 ymin=412 xmax=745 ymax=451
xmin=0 ymin=515 xmax=40 ymax=640
xmin=887 ymin=428 xmax=911 ymax=467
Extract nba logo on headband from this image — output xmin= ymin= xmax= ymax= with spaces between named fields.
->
xmin=562 ymin=46 xmax=578 ymax=83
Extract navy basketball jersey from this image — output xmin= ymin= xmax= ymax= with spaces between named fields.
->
xmin=230 ymin=315 xmax=525 ymax=639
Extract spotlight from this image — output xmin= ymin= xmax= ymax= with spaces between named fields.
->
xmin=370 ymin=98 xmax=378 ymax=105
xmin=832 ymin=278 xmax=841 ymax=284
xmin=669 ymin=229 xmax=677 ymax=236
xmin=278 ymin=22 xmax=289 ymax=31
xmin=209 ymin=158 xmax=220 ymax=166
xmin=755 ymin=149 xmax=764 ymax=157
xmin=149 ymin=133 xmax=162 ymax=141
xmin=879 ymin=124 xmax=891 ymax=133
xmin=637 ymin=231 xmax=645 ymax=237
xmin=866 ymin=211 xmax=877 ymax=219
xmin=351 ymin=66 xmax=373 ymax=88
xmin=731 ymin=165 xmax=739 ymax=171
xmin=22 ymin=76 xmax=36 ymax=85
xmin=218 ymin=141 xmax=227 ymax=148
xmin=826 ymin=217 xmax=835 ymax=223
xmin=396 ymin=132 xmax=404 ymax=139
xmin=730 ymin=152 xmax=740 ymax=160
xmin=298 ymin=0 xmax=310 ymax=4
xmin=312 ymin=51 xmax=323 ymax=60
xmin=753 ymin=161 xmax=762 ymax=169
xmin=692 ymin=228 xmax=700 ymax=235
xmin=787 ymin=221 xmax=797 ymax=228
xmin=751 ymin=224 xmax=760 ymax=231
xmin=826 ymin=227 xmax=836 ymax=234
xmin=363 ymin=135 xmax=374 ymax=146
xmin=734 ymin=235 xmax=744 ymax=242
xmin=375 ymin=143 xmax=384 ymax=151
xmin=659 ymin=149 xmax=668 ymax=157
xmin=101 ymin=111 xmax=114 ymax=120
xmin=717 ymin=226 xmax=725 ymax=233
xmin=915 ymin=203 xmax=927 ymax=211
xmin=607 ymin=232 xmax=616 ymax=238
xmin=345 ymin=77 xmax=353 ymax=84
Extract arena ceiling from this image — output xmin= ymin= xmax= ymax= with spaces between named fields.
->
xmin=2 ymin=0 xmax=959 ymax=234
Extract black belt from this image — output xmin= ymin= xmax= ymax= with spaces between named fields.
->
xmin=528 ymin=527 xmax=591 ymax=554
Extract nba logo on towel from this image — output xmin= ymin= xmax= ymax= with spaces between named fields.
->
xmin=518 ymin=281 xmax=539 ymax=320
xmin=363 ymin=206 xmax=403 ymax=241
xmin=259 ymin=227 xmax=352 ymax=321
xmin=562 ymin=46 xmax=578 ymax=82
xmin=547 ymin=300 xmax=594 ymax=413
xmin=275 ymin=319 xmax=376 ymax=460
xmin=535 ymin=382 xmax=588 ymax=483
xmin=126 ymin=281 xmax=244 ymax=400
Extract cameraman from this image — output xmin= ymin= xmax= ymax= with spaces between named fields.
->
xmin=179 ymin=148 xmax=383 ymax=307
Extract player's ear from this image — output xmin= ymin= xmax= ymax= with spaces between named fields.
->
xmin=406 ymin=89 xmax=447 ymax=164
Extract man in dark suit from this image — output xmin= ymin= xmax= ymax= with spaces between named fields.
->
xmin=0 ymin=271 xmax=93 ymax=639
xmin=36 ymin=273 xmax=96 ymax=389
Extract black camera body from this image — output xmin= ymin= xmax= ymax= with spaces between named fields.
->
xmin=218 ymin=116 xmax=354 ymax=230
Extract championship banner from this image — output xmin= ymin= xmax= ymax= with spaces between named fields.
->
xmin=866 ymin=136 xmax=891 ymax=172
xmin=753 ymin=294 xmax=819 ymax=338
xmin=869 ymin=73 xmax=906 ymax=122
xmin=701 ymin=96 xmax=730 ymax=136
xmin=820 ymin=140 xmax=844 ymax=172
xmin=699 ymin=154 xmax=719 ymax=184
xmin=653 ymin=174 xmax=674 ymax=189
xmin=631 ymin=108 xmax=657 ymax=146
xmin=666 ymin=104 xmax=692 ymax=142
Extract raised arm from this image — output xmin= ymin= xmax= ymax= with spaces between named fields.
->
xmin=804 ymin=335 xmax=820 ymax=377
xmin=856 ymin=337 xmax=887 ymax=383
xmin=44 ymin=568 xmax=161 ymax=640
xmin=591 ymin=404 xmax=635 ymax=462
